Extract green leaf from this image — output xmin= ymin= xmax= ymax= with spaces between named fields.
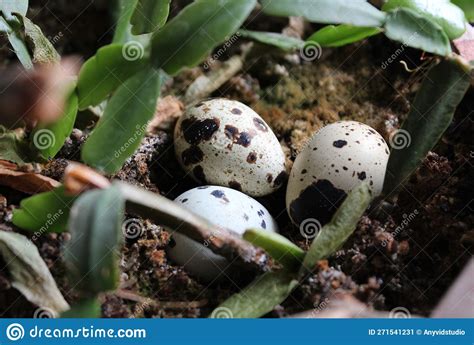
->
xmin=382 ymin=0 xmax=467 ymax=39
xmin=307 ymin=25 xmax=381 ymax=47
xmin=243 ymin=228 xmax=305 ymax=269
xmin=151 ymin=0 xmax=256 ymax=75
xmin=384 ymin=8 xmax=452 ymax=56
xmin=0 ymin=126 xmax=30 ymax=164
xmin=12 ymin=186 xmax=75 ymax=233
xmin=32 ymin=92 xmax=78 ymax=159
xmin=301 ymin=183 xmax=372 ymax=272
xmin=0 ymin=16 xmax=33 ymax=69
xmin=81 ymin=67 xmax=161 ymax=174
xmin=131 ymin=0 xmax=170 ymax=35
xmin=260 ymin=0 xmax=386 ymax=27
xmin=65 ymin=186 xmax=124 ymax=296
xmin=21 ymin=16 xmax=60 ymax=64
xmin=383 ymin=57 xmax=471 ymax=194
xmin=212 ymin=270 xmax=298 ymax=318
xmin=238 ymin=29 xmax=304 ymax=50
xmin=61 ymin=298 xmax=101 ymax=318
xmin=0 ymin=231 xmax=69 ymax=315
xmin=76 ymin=44 xmax=146 ymax=110
xmin=452 ymin=0 xmax=474 ymax=22
xmin=0 ymin=0 xmax=28 ymax=23
xmin=112 ymin=0 xmax=139 ymax=44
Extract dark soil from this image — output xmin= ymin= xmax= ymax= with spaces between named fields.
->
xmin=0 ymin=1 xmax=472 ymax=318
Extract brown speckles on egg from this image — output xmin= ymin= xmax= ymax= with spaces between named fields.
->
xmin=181 ymin=117 xmax=220 ymax=145
xmin=357 ymin=171 xmax=367 ymax=180
xmin=228 ymin=180 xmax=242 ymax=191
xmin=253 ymin=117 xmax=268 ymax=132
xmin=247 ymin=151 xmax=257 ymax=164
xmin=266 ymin=173 xmax=273 ymax=183
xmin=231 ymin=108 xmax=242 ymax=115
xmin=182 ymin=146 xmax=204 ymax=166
xmin=333 ymin=140 xmax=347 ymax=148
xmin=210 ymin=189 xmax=229 ymax=203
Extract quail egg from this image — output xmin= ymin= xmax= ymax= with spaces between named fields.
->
xmin=174 ymin=98 xmax=287 ymax=197
xmin=167 ymin=186 xmax=278 ymax=281
xmin=286 ymin=121 xmax=389 ymax=227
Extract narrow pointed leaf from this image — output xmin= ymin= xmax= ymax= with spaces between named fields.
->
xmin=212 ymin=270 xmax=298 ymax=318
xmin=32 ymin=91 xmax=78 ymax=159
xmin=0 ymin=231 xmax=69 ymax=314
xmin=151 ymin=0 xmax=256 ymax=75
xmin=12 ymin=186 xmax=75 ymax=233
xmin=131 ymin=0 xmax=170 ymax=35
xmin=307 ymin=25 xmax=381 ymax=47
xmin=383 ymin=58 xmax=471 ymax=194
xmin=260 ymin=0 xmax=386 ymax=27
xmin=384 ymin=8 xmax=452 ymax=56
xmin=81 ymin=67 xmax=162 ymax=174
xmin=238 ymin=30 xmax=304 ymax=51
xmin=76 ymin=44 xmax=146 ymax=110
xmin=65 ymin=186 xmax=124 ymax=296
xmin=112 ymin=0 xmax=139 ymax=44
xmin=383 ymin=0 xmax=467 ymax=39
xmin=302 ymin=183 xmax=372 ymax=272
xmin=0 ymin=16 xmax=32 ymax=69
xmin=243 ymin=228 xmax=305 ymax=269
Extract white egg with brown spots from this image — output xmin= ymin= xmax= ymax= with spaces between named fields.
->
xmin=167 ymin=186 xmax=278 ymax=281
xmin=286 ymin=121 xmax=389 ymax=227
xmin=174 ymin=98 xmax=287 ymax=197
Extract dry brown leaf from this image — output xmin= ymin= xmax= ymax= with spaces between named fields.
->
xmin=63 ymin=162 xmax=110 ymax=196
xmin=0 ymin=161 xmax=60 ymax=194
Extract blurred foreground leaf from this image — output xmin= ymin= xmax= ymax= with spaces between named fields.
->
xmin=151 ymin=0 xmax=256 ymax=75
xmin=384 ymin=8 xmax=452 ymax=56
xmin=308 ymin=25 xmax=381 ymax=47
xmin=131 ymin=0 xmax=170 ymax=35
xmin=452 ymin=0 xmax=474 ymax=22
xmin=65 ymin=186 xmax=124 ymax=296
xmin=32 ymin=92 xmax=78 ymax=160
xmin=301 ymin=183 xmax=372 ymax=272
xmin=238 ymin=30 xmax=305 ymax=50
xmin=212 ymin=270 xmax=298 ymax=318
xmin=12 ymin=186 xmax=75 ymax=233
xmin=62 ymin=298 xmax=101 ymax=318
xmin=260 ymin=0 xmax=386 ymax=27
xmin=76 ymin=44 xmax=146 ymax=110
xmin=81 ymin=67 xmax=162 ymax=174
xmin=383 ymin=0 xmax=467 ymax=39
xmin=243 ymin=228 xmax=305 ymax=269
xmin=383 ymin=57 xmax=471 ymax=194
xmin=0 ymin=231 xmax=69 ymax=314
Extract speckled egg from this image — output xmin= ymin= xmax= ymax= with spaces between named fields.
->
xmin=286 ymin=121 xmax=389 ymax=227
xmin=174 ymin=98 xmax=287 ymax=197
xmin=167 ymin=186 xmax=278 ymax=281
